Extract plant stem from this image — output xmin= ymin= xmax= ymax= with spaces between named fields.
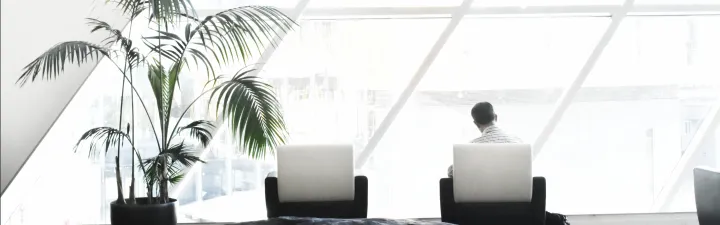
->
xmin=115 ymin=73 xmax=127 ymax=204
xmin=156 ymin=13 xmax=170 ymax=204
xmin=128 ymin=83 xmax=136 ymax=204
xmin=120 ymin=87 xmax=135 ymax=204
xmin=115 ymin=156 xmax=125 ymax=204
xmin=127 ymin=78 xmax=136 ymax=204
xmin=107 ymin=59 xmax=162 ymax=154
xmin=160 ymin=159 xmax=169 ymax=203
xmin=147 ymin=184 xmax=154 ymax=204
xmin=127 ymin=7 xmax=137 ymax=205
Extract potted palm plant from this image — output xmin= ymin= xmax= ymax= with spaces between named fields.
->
xmin=16 ymin=0 xmax=294 ymax=224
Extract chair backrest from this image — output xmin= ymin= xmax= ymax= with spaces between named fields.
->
xmin=694 ymin=166 xmax=720 ymax=225
xmin=277 ymin=144 xmax=355 ymax=203
xmin=453 ymin=143 xmax=532 ymax=203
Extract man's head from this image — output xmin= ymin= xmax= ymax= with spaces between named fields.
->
xmin=471 ymin=102 xmax=497 ymax=130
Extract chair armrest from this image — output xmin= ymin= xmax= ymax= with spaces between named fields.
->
xmin=531 ymin=177 xmax=547 ymax=224
xmin=354 ymin=176 xmax=369 ymax=218
xmin=439 ymin=178 xmax=456 ymax=223
xmin=265 ymin=177 xmax=280 ymax=218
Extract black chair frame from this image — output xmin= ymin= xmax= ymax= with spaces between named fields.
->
xmin=265 ymin=176 xmax=368 ymax=219
xmin=440 ymin=177 xmax=546 ymax=225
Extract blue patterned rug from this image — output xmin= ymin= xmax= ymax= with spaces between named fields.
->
xmin=230 ymin=217 xmax=451 ymax=225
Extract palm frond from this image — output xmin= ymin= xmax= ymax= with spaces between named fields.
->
xmin=74 ymin=127 xmax=130 ymax=159
xmin=147 ymin=61 xmax=168 ymax=125
xmin=142 ymin=157 xmax=176 ymax=186
xmin=147 ymin=60 xmax=183 ymax=144
xmin=210 ymin=69 xmax=287 ymax=159
xmin=178 ymin=120 xmax=215 ymax=147
xmin=86 ymin=18 xmax=125 ymax=46
xmin=143 ymin=6 xmax=296 ymax=82
xmin=142 ymin=142 xmax=202 ymax=185
xmin=108 ymin=0 xmax=195 ymax=25
xmin=168 ymin=172 xmax=185 ymax=185
xmin=106 ymin=0 xmax=146 ymax=17
xmin=190 ymin=6 xmax=295 ymax=64
xmin=126 ymin=47 xmax=144 ymax=70
xmin=85 ymin=18 xmax=144 ymax=70
xmin=18 ymin=41 xmax=110 ymax=86
xmin=161 ymin=142 xmax=204 ymax=167
xmin=143 ymin=30 xmax=187 ymax=64
xmin=142 ymin=155 xmax=178 ymax=186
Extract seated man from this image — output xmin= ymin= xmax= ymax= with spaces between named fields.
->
xmin=448 ymin=102 xmax=522 ymax=177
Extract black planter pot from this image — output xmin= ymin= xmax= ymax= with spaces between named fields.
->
xmin=111 ymin=198 xmax=177 ymax=225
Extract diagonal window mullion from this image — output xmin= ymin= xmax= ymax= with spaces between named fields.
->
xmin=651 ymin=100 xmax=720 ymax=211
xmin=532 ymin=0 xmax=636 ymax=160
xmin=354 ymin=0 xmax=476 ymax=169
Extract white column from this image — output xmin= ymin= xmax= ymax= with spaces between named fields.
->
xmin=532 ymin=0 xmax=636 ymax=159
xmin=354 ymin=0 xmax=475 ymax=169
xmin=224 ymin=147 xmax=233 ymax=196
xmin=194 ymin=163 xmax=203 ymax=203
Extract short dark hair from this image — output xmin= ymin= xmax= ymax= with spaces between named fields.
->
xmin=471 ymin=102 xmax=495 ymax=125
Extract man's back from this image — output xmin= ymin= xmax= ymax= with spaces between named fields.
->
xmin=470 ymin=125 xmax=522 ymax=144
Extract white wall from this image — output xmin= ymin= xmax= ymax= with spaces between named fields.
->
xmin=0 ymin=0 xmax=128 ymax=194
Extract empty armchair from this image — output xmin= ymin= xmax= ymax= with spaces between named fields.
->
xmin=440 ymin=144 xmax=546 ymax=225
xmin=265 ymin=144 xmax=368 ymax=219
xmin=694 ymin=167 xmax=720 ymax=225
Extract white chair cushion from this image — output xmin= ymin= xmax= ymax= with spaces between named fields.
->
xmin=453 ymin=143 xmax=533 ymax=203
xmin=277 ymin=144 xmax=354 ymax=202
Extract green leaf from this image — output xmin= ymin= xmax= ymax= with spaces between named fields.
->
xmin=108 ymin=0 xmax=196 ymax=25
xmin=161 ymin=142 xmax=204 ymax=167
xmin=147 ymin=60 xmax=185 ymax=148
xmin=85 ymin=18 xmax=129 ymax=47
xmin=210 ymin=68 xmax=287 ymax=159
xmin=18 ymin=41 xmax=110 ymax=86
xmin=187 ymin=5 xmax=297 ymax=66
xmin=74 ymin=127 xmax=131 ymax=159
xmin=168 ymin=173 xmax=185 ymax=185
xmin=178 ymin=120 xmax=216 ymax=147
xmin=147 ymin=61 xmax=168 ymax=131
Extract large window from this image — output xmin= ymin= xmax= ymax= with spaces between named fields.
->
xmin=3 ymin=1 xmax=720 ymax=225
xmin=537 ymin=16 xmax=720 ymax=214
xmin=364 ymin=17 xmax=608 ymax=218
xmin=173 ymin=18 xmax=449 ymax=222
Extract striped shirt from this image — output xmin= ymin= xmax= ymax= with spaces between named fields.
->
xmin=448 ymin=125 xmax=522 ymax=177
